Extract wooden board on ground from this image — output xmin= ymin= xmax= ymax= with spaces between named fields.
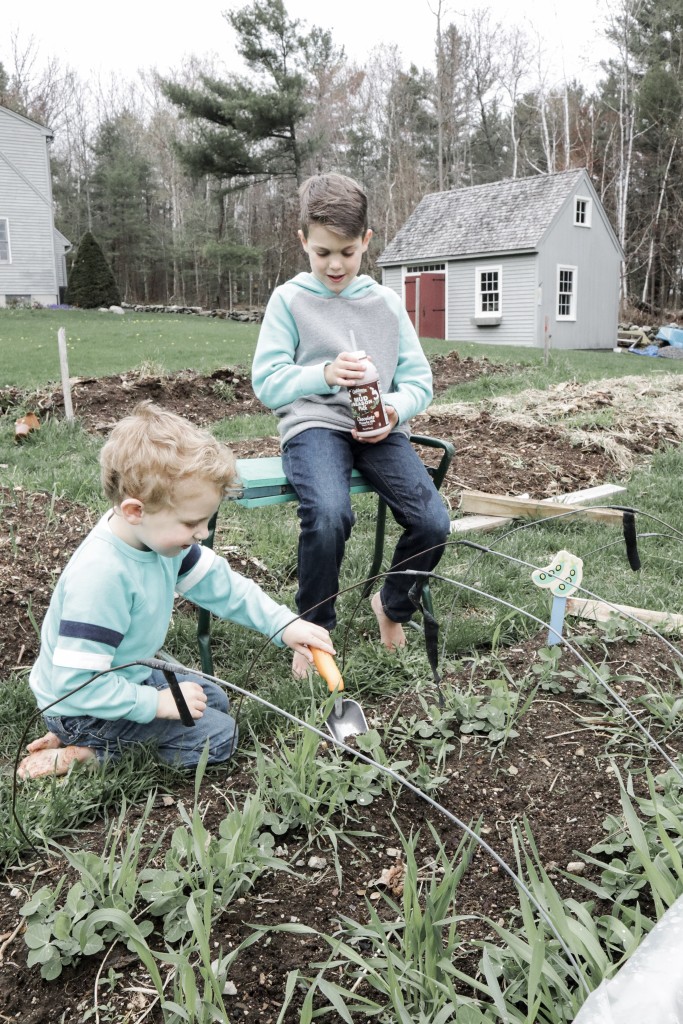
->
xmin=451 ymin=484 xmax=626 ymax=535
xmin=567 ymin=597 xmax=683 ymax=633
xmin=459 ymin=490 xmax=626 ymax=526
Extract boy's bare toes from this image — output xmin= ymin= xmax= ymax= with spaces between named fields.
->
xmin=26 ymin=732 xmax=62 ymax=754
xmin=17 ymin=745 xmax=96 ymax=779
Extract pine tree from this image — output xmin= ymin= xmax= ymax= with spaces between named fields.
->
xmin=161 ymin=0 xmax=326 ymax=184
xmin=66 ymin=231 xmax=121 ymax=308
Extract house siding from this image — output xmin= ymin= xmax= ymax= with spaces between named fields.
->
xmin=447 ymin=253 xmax=538 ymax=345
xmin=0 ymin=109 xmax=59 ymax=305
xmin=537 ymin=181 xmax=620 ymax=350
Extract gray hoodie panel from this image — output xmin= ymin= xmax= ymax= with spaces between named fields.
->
xmin=278 ymin=287 xmax=409 ymax=444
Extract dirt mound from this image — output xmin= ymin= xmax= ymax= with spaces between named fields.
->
xmin=12 ymin=352 xmax=513 ymax=434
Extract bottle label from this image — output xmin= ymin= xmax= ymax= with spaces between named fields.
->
xmin=348 ymin=380 xmax=389 ymax=434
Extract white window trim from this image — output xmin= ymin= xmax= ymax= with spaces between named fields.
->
xmin=474 ymin=264 xmax=502 ymax=323
xmin=574 ymin=196 xmax=592 ymax=228
xmin=0 ymin=218 xmax=11 ymax=263
xmin=557 ymin=264 xmax=577 ymax=321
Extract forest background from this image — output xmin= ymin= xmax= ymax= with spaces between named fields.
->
xmin=0 ymin=0 xmax=679 ymax=318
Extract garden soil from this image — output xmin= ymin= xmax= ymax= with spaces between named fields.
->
xmin=1 ymin=352 xmax=682 ymax=1021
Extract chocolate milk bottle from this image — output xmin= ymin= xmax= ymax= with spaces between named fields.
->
xmin=348 ymin=350 xmax=390 ymax=437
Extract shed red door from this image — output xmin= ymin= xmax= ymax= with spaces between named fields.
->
xmin=404 ymin=273 xmax=445 ymax=339
xmin=419 ymin=273 xmax=445 ymax=339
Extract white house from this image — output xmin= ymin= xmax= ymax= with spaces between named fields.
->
xmin=377 ymin=169 xmax=624 ymax=350
xmin=0 ymin=104 xmax=71 ymax=308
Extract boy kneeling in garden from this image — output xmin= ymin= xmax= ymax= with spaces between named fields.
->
xmin=18 ymin=401 xmax=333 ymax=778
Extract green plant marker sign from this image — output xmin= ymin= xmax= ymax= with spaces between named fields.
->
xmin=531 ymin=549 xmax=584 ymax=646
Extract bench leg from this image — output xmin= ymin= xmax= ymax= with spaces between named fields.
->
xmin=362 ymin=497 xmax=388 ymax=599
xmin=196 ymin=511 xmax=218 ymax=676
xmin=197 ymin=608 xmax=214 ymax=676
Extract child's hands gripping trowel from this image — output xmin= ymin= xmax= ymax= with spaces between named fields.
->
xmin=311 ymin=648 xmax=368 ymax=744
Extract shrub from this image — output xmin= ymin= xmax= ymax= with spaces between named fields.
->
xmin=66 ymin=232 xmax=121 ymax=309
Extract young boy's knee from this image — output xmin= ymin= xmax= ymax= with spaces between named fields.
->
xmin=207 ymin=722 xmax=239 ymax=764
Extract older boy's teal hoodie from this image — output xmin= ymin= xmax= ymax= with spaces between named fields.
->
xmin=252 ymin=272 xmax=432 ymax=445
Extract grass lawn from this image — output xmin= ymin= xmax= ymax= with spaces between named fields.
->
xmin=3 ymin=308 xmax=682 ymax=390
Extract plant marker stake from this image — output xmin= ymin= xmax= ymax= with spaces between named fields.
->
xmin=530 ymin=549 xmax=583 ymax=647
xmin=57 ymin=327 xmax=74 ymax=421
xmin=548 ymin=595 xmax=566 ymax=646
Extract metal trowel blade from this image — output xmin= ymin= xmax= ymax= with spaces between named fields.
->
xmin=325 ymin=698 xmax=368 ymax=744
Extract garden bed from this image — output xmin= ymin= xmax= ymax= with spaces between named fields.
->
xmin=2 ymin=356 xmax=683 ymax=1022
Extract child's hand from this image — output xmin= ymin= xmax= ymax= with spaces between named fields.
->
xmin=324 ymin=352 xmax=368 ymax=388
xmin=353 ymin=404 xmax=398 ymax=443
xmin=156 ymin=682 xmax=208 ymax=720
xmin=282 ymin=621 xmax=335 ymax=663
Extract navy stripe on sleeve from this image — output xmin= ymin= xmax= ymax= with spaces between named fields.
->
xmin=178 ymin=544 xmax=202 ymax=577
xmin=59 ymin=620 xmax=124 ymax=648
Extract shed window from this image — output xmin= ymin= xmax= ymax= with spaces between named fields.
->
xmin=557 ymin=266 xmax=577 ymax=320
xmin=476 ymin=266 xmax=501 ymax=314
xmin=0 ymin=219 xmax=10 ymax=263
xmin=574 ymin=197 xmax=592 ymax=227
xmin=406 ymin=263 xmax=445 ymax=273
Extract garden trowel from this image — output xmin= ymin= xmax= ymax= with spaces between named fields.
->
xmin=311 ymin=648 xmax=368 ymax=744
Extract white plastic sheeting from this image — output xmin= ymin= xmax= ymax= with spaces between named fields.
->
xmin=573 ymin=895 xmax=683 ymax=1024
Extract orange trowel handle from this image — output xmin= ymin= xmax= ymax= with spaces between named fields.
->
xmin=311 ymin=648 xmax=345 ymax=694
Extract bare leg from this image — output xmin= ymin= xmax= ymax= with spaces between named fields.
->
xmin=371 ymin=592 xmax=406 ymax=650
xmin=17 ymin=745 xmax=96 ymax=779
xmin=292 ymin=650 xmax=311 ymax=680
xmin=26 ymin=732 xmax=62 ymax=753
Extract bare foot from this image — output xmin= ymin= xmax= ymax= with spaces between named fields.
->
xmin=17 ymin=745 xmax=96 ymax=780
xmin=371 ymin=592 xmax=406 ymax=650
xmin=26 ymin=731 xmax=62 ymax=754
xmin=291 ymin=650 xmax=312 ymax=680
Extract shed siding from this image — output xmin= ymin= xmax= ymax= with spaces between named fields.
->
xmin=382 ymin=266 xmax=403 ymax=297
xmin=447 ymin=254 xmax=538 ymax=345
xmin=0 ymin=109 xmax=58 ymax=303
xmin=537 ymin=185 xmax=620 ymax=350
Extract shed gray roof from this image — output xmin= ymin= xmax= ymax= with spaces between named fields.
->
xmin=377 ymin=169 xmax=588 ymax=265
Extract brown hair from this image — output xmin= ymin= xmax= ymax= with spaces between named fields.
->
xmin=299 ymin=173 xmax=368 ymax=239
xmin=100 ymin=401 xmax=239 ymax=510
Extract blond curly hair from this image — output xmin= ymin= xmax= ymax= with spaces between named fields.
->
xmin=100 ymin=401 xmax=239 ymax=510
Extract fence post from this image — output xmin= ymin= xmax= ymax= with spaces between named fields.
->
xmin=57 ymin=327 xmax=74 ymax=421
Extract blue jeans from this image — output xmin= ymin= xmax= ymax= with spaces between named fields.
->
xmin=43 ymin=669 xmax=238 ymax=768
xmin=282 ymin=429 xmax=451 ymax=630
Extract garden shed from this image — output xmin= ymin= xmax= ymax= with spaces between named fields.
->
xmin=0 ymin=104 xmax=71 ymax=308
xmin=377 ymin=169 xmax=623 ymax=349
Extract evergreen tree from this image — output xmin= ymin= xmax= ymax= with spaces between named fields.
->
xmin=90 ymin=112 xmax=157 ymax=301
xmin=65 ymin=231 xmax=121 ymax=308
xmin=161 ymin=0 xmax=325 ymax=184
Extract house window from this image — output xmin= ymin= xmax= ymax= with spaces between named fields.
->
xmin=476 ymin=266 xmax=502 ymax=314
xmin=0 ymin=219 xmax=10 ymax=263
xmin=557 ymin=266 xmax=577 ymax=320
xmin=574 ymin=197 xmax=592 ymax=227
xmin=406 ymin=263 xmax=445 ymax=273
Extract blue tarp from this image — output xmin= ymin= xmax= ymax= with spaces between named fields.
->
xmin=655 ymin=325 xmax=683 ymax=346
xmin=627 ymin=343 xmax=661 ymax=357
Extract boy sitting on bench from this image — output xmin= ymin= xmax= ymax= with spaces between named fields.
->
xmin=252 ymin=172 xmax=450 ymax=679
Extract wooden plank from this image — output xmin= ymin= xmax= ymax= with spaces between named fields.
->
xmin=450 ymin=483 xmax=626 ymax=535
xmin=459 ymin=490 xmax=625 ymax=526
xmin=552 ymin=483 xmax=626 ymax=505
xmin=567 ymin=597 xmax=683 ymax=632
xmin=450 ymin=513 xmax=514 ymax=535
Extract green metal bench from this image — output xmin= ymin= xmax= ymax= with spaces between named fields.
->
xmin=196 ymin=434 xmax=455 ymax=674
